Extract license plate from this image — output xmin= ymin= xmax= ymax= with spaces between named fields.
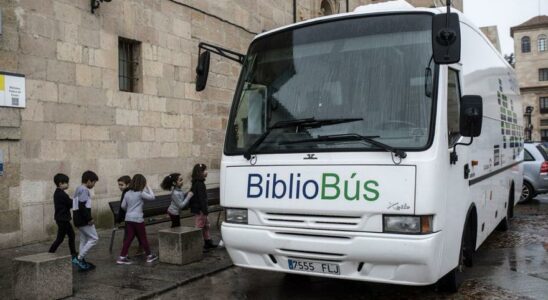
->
xmin=287 ymin=258 xmax=340 ymax=275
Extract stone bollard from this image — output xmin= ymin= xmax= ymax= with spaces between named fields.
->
xmin=158 ymin=226 xmax=203 ymax=265
xmin=13 ymin=253 xmax=72 ymax=300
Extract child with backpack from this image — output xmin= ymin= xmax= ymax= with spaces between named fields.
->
xmin=161 ymin=173 xmax=194 ymax=228
xmin=116 ymin=174 xmax=158 ymax=264
xmin=73 ymin=170 xmax=100 ymax=271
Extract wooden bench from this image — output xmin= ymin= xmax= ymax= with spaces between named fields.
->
xmin=108 ymin=187 xmax=221 ymax=252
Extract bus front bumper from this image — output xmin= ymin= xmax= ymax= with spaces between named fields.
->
xmin=222 ymin=223 xmax=444 ymax=285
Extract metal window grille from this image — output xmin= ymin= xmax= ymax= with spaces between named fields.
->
xmin=540 ymin=69 xmax=548 ymax=82
xmin=119 ymin=38 xmax=140 ymax=92
xmin=522 ymin=36 xmax=531 ymax=53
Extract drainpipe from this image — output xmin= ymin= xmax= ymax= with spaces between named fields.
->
xmin=346 ymin=0 xmax=349 ymax=12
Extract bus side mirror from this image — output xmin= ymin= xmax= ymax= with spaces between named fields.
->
xmin=460 ymin=95 xmax=482 ymax=137
xmin=432 ymin=13 xmax=461 ymax=64
xmin=195 ymin=51 xmax=211 ymax=91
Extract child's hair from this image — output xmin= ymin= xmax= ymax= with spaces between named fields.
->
xmin=53 ymin=173 xmax=69 ymax=187
xmin=129 ymin=174 xmax=147 ymax=191
xmin=81 ymin=170 xmax=99 ymax=183
xmin=117 ymin=175 xmax=131 ymax=185
xmin=191 ymin=163 xmax=207 ymax=182
xmin=161 ymin=173 xmax=181 ymax=191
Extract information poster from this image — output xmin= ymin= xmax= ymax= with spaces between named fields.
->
xmin=0 ymin=72 xmax=25 ymax=108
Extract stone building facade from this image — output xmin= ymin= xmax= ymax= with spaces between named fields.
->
xmin=0 ymin=0 xmax=461 ymax=249
xmin=511 ymin=16 xmax=548 ymax=141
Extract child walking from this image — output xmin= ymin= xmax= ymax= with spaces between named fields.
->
xmin=190 ymin=164 xmax=217 ymax=250
xmin=48 ymin=173 xmax=78 ymax=261
xmin=117 ymin=174 xmax=158 ymax=264
xmin=161 ymin=173 xmax=193 ymax=228
xmin=117 ymin=175 xmax=145 ymax=255
xmin=72 ymin=170 xmax=100 ymax=271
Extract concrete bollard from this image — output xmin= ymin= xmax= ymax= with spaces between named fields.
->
xmin=158 ymin=226 xmax=203 ymax=265
xmin=13 ymin=253 xmax=72 ymax=300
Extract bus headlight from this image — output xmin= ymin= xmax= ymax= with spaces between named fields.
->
xmin=383 ymin=215 xmax=433 ymax=234
xmin=225 ymin=208 xmax=248 ymax=224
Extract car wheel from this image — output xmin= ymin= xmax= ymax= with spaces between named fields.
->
xmin=520 ymin=182 xmax=533 ymax=202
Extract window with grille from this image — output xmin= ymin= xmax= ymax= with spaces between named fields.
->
xmin=539 ymin=35 xmax=547 ymax=52
xmin=542 ymin=129 xmax=548 ymax=141
xmin=522 ymin=36 xmax=531 ymax=53
xmin=541 ymin=97 xmax=548 ymax=114
xmin=540 ymin=69 xmax=548 ymax=81
xmin=119 ymin=38 xmax=142 ymax=93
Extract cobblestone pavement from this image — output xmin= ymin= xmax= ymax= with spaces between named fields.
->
xmin=0 ymin=212 xmax=231 ymax=300
xmin=158 ymin=198 xmax=548 ymax=300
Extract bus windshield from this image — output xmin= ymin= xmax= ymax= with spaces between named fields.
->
xmin=225 ymin=14 xmax=435 ymax=155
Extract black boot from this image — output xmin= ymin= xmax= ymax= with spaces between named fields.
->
xmin=204 ymin=239 xmax=218 ymax=250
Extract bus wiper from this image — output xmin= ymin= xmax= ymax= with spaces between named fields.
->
xmin=280 ymin=133 xmax=407 ymax=159
xmin=243 ymin=118 xmax=363 ymax=160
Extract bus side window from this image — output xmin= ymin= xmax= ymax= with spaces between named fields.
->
xmin=447 ymin=69 xmax=461 ymax=147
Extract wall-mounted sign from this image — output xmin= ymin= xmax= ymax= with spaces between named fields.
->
xmin=0 ymin=72 xmax=25 ymax=108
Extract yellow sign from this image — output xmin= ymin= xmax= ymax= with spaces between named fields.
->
xmin=0 ymin=75 xmax=4 ymax=91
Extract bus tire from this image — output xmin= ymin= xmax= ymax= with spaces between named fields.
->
xmin=436 ymin=217 xmax=473 ymax=293
xmin=497 ymin=185 xmax=514 ymax=231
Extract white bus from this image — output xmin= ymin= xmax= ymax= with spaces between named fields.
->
xmin=196 ymin=1 xmax=523 ymax=292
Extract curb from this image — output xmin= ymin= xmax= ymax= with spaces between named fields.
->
xmin=133 ymin=263 xmax=234 ymax=299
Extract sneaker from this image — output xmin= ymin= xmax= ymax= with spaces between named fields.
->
xmin=146 ymin=253 xmax=158 ymax=263
xmin=71 ymin=256 xmax=80 ymax=267
xmin=74 ymin=258 xmax=90 ymax=271
xmin=82 ymin=258 xmax=95 ymax=268
xmin=116 ymin=256 xmax=133 ymax=265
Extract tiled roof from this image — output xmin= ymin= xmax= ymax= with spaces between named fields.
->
xmin=511 ymin=15 xmax=548 ymax=37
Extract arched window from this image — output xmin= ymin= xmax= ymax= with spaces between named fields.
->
xmin=522 ymin=36 xmax=531 ymax=53
xmin=320 ymin=0 xmax=334 ymax=16
xmin=538 ymin=34 xmax=547 ymax=52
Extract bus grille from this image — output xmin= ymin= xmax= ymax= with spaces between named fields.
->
xmin=262 ymin=212 xmax=362 ymax=230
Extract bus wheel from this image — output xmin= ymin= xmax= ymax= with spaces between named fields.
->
xmin=497 ymin=187 xmax=514 ymax=231
xmin=436 ymin=221 xmax=473 ymax=293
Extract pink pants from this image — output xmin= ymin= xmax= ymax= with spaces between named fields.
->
xmin=120 ymin=222 xmax=150 ymax=257
xmin=194 ymin=213 xmax=211 ymax=240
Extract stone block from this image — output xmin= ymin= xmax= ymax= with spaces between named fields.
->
xmin=22 ymin=204 xmax=45 ymax=243
xmin=0 ymin=127 xmax=21 ymax=140
xmin=57 ymin=42 xmax=82 ymax=63
xmin=56 ymin=123 xmax=81 ymax=141
xmin=0 ymin=108 xmax=21 ymax=127
xmin=26 ymin=79 xmax=58 ymax=102
xmin=18 ymin=55 xmax=48 ymax=80
xmin=158 ymin=226 xmax=203 ymax=265
xmin=46 ymin=60 xmax=76 ymax=84
xmin=13 ymin=253 xmax=72 ymax=300
xmin=20 ymin=34 xmax=56 ymax=59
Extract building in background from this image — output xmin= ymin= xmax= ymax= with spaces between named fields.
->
xmin=480 ymin=26 xmax=502 ymax=53
xmin=511 ymin=16 xmax=548 ymax=141
xmin=0 ymin=0 xmax=462 ymax=249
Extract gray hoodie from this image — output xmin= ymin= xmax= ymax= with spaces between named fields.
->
xmin=121 ymin=186 xmax=155 ymax=223
xmin=167 ymin=188 xmax=193 ymax=216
